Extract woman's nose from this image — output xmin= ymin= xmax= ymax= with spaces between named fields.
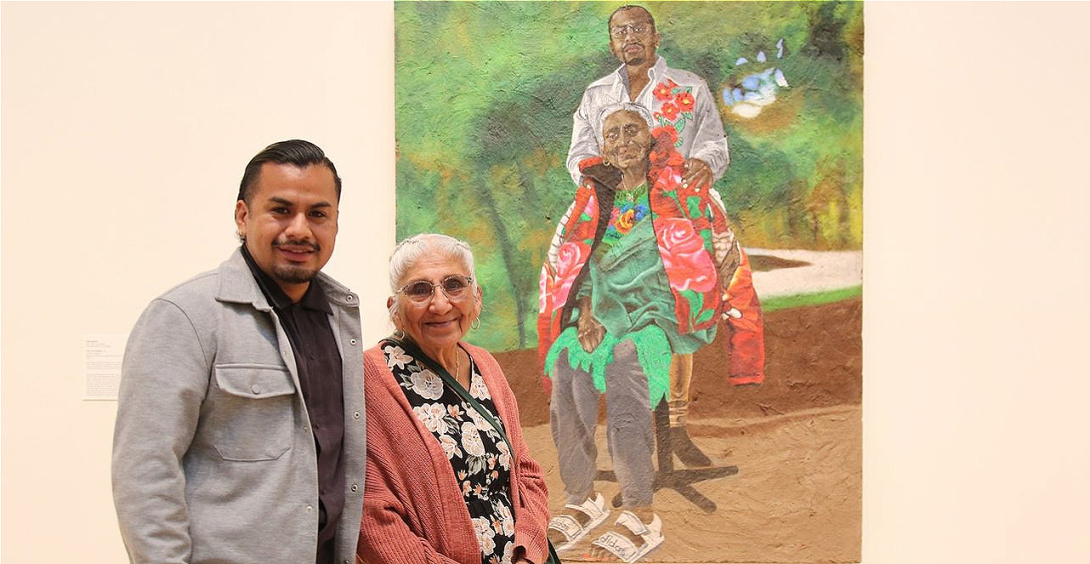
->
xmin=428 ymin=287 xmax=453 ymax=311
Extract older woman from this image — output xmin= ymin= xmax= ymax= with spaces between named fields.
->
xmin=537 ymin=103 xmax=764 ymax=563
xmin=357 ymin=234 xmax=552 ymax=564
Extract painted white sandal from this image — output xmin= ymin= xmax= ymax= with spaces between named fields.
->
xmin=547 ymin=493 xmax=611 ymax=552
xmin=590 ymin=511 xmax=664 ymax=563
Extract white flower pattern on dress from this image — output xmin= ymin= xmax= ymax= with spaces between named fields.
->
xmin=461 ymin=421 xmax=486 ymax=457
xmin=384 ymin=345 xmax=413 ymax=370
xmin=439 ymin=434 xmax=461 ymax=459
xmin=496 ymin=439 xmax=511 ymax=471
xmin=412 ymin=403 xmax=449 ymax=435
xmin=466 ymin=406 xmax=494 ymax=434
xmin=495 ymin=502 xmax=515 ymax=537
xmin=410 ymin=368 xmax=444 ymax=400
xmin=470 ymin=373 xmax=492 ymax=400
xmin=472 ymin=517 xmax=497 ymax=555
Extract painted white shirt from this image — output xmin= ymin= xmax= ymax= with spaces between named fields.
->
xmin=566 ymin=55 xmax=731 ymax=184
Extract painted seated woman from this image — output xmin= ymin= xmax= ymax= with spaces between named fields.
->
xmin=358 ymin=234 xmax=551 ymax=564
xmin=537 ymin=103 xmax=763 ymax=563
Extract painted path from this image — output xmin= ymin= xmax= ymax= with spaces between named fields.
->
xmin=745 ymin=248 xmax=862 ymax=298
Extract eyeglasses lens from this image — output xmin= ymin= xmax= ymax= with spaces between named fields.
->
xmin=403 ymin=276 xmax=471 ymax=303
xmin=441 ymin=276 xmax=469 ymax=298
xmin=405 ymin=281 xmax=435 ymax=301
xmin=611 ymin=24 xmax=648 ymax=38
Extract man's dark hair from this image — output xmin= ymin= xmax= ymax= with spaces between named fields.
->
xmin=608 ymin=5 xmax=656 ymax=34
xmin=237 ymin=139 xmax=342 ymax=204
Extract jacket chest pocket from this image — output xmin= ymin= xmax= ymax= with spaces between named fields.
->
xmin=211 ymin=364 xmax=297 ymax=461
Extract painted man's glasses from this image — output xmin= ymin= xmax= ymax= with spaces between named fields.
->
xmin=398 ymin=275 xmax=474 ymax=304
xmin=610 ymin=23 xmax=652 ymax=38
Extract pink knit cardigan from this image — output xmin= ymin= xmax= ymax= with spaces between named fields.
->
xmin=357 ymin=342 xmax=551 ymax=564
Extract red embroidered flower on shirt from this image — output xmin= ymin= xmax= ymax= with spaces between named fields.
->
xmin=660 ymin=102 xmax=680 ymax=120
xmin=675 ymin=91 xmax=695 ymax=112
xmin=653 ymin=81 xmax=676 ymax=101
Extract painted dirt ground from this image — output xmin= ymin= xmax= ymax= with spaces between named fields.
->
xmin=496 ymin=296 xmax=862 ymax=563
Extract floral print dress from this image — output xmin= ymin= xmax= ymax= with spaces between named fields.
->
xmin=382 ymin=343 xmax=517 ymax=564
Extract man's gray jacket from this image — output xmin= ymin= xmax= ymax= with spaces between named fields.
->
xmin=112 ymin=248 xmax=366 ymax=564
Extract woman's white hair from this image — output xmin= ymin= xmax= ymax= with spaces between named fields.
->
xmin=594 ymin=102 xmax=655 ymax=147
xmin=387 ymin=233 xmax=478 ymax=321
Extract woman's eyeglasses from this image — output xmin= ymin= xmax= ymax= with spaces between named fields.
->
xmin=397 ymin=275 xmax=474 ymax=304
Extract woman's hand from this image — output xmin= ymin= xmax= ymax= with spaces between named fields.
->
xmin=576 ymin=296 xmax=606 ymax=352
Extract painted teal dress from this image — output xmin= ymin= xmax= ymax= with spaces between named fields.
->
xmin=544 ymin=188 xmax=718 ymax=408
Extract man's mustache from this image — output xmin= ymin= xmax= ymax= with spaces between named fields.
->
xmin=274 ymin=238 xmax=320 ymax=252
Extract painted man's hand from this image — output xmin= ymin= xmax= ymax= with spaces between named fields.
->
xmin=682 ymin=158 xmax=714 ymax=189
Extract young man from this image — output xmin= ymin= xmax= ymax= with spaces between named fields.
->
xmin=112 ymin=140 xmax=365 ymax=564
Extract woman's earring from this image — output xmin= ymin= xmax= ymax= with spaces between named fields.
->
xmin=393 ymin=329 xmax=405 ymax=339
xmin=471 ymin=318 xmax=481 ymax=330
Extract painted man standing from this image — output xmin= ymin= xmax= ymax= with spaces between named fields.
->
xmin=566 ymin=5 xmax=729 ymax=190
xmin=565 ymin=4 xmax=765 ymax=466
xmin=112 ymin=140 xmax=366 ymax=564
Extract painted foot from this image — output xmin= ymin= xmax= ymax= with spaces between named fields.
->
xmin=589 ymin=511 xmax=663 ymax=563
xmin=547 ymin=493 xmax=610 ymax=552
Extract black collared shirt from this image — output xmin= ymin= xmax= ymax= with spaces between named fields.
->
xmin=241 ymin=245 xmax=344 ymax=564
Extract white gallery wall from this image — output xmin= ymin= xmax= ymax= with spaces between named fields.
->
xmin=1 ymin=3 xmax=396 ymax=561
xmin=2 ymin=2 xmax=1088 ymax=563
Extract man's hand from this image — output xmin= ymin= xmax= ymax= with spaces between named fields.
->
xmin=682 ymin=158 xmax=714 ymax=189
xmin=576 ymin=296 xmax=606 ymax=353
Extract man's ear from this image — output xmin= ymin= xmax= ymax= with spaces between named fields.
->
xmin=234 ymin=200 xmax=249 ymax=238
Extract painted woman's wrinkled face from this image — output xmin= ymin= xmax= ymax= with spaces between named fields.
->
xmin=602 ymin=110 xmax=652 ymax=172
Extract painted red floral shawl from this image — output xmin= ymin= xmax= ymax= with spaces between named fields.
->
xmin=537 ymin=126 xmax=732 ymax=374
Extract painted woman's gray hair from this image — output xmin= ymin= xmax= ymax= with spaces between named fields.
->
xmin=594 ymin=102 xmax=655 ymax=146
xmin=387 ymin=233 xmax=478 ymax=320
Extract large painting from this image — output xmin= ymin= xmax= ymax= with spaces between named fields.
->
xmin=395 ymin=2 xmax=862 ymax=562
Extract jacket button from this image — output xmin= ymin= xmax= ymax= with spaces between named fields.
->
xmin=350 ymin=339 xmax=358 ymax=346
xmin=346 ymin=294 xmax=355 ymax=301
xmin=251 ymin=385 xmax=261 ymax=394
xmin=306 ymin=505 xmax=313 ymax=513
xmin=353 ymin=411 xmax=361 ymax=419
xmin=351 ymin=484 xmax=359 ymax=493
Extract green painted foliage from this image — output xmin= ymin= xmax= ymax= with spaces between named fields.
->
xmin=396 ymin=1 xmax=863 ymax=351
